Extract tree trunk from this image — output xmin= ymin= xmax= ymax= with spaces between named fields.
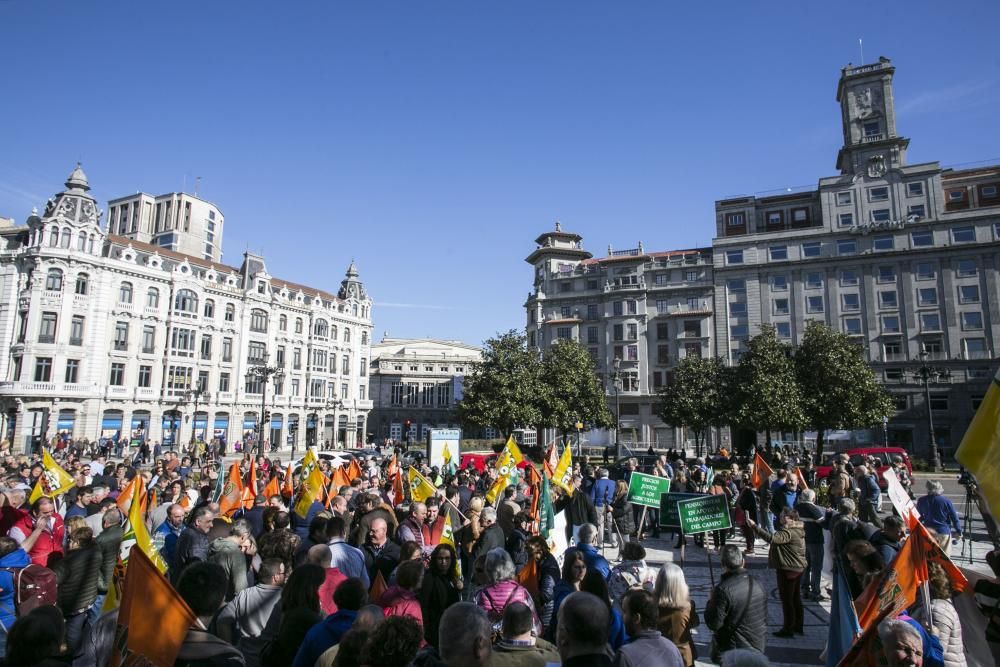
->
xmin=814 ymin=429 xmax=826 ymax=465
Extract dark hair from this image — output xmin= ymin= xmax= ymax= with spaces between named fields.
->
xmin=561 ymin=549 xmax=586 ymax=581
xmin=262 ymin=505 xmax=279 ymax=531
xmin=358 ymin=615 xmax=423 ymax=667
xmin=308 ymin=514 xmax=329 ymax=539
xmin=558 ymin=592 xmax=609 ymax=650
xmin=30 ymin=496 xmax=53 ymax=513
xmin=176 ymin=562 xmax=228 ymax=617
xmin=620 ymin=541 xmax=646 ymax=561
xmin=333 ymin=577 xmax=369 ymax=611
xmin=326 ymin=515 xmax=347 ymax=539
xmin=622 ymin=589 xmax=659 ymax=630
xmin=580 ymin=569 xmax=611 ymax=609
xmin=6 ymin=605 xmax=64 ymax=666
xmin=281 ymin=563 xmax=326 ymax=614
xmin=259 ymin=558 xmax=285 ymax=583
xmin=395 ymin=560 xmax=424 ymax=590
xmin=399 ymin=541 xmax=421 ymax=562
xmin=845 ymin=540 xmax=884 ymax=574
xmin=273 ymin=511 xmax=291 ymax=530
xmin=0 ymin=536 xmax=19 ymax=559
xmin=502 ymin=601 xmax=533 ymax=637
xmin=428 ymin=542 xmax=458 ymax=577
xmin=70 ymin=525 xmax=95 ymax=548
xmin=332 ymin=628 xmax=371 ymax=667
xmin=526 ymin=535 xmax=550 ymax=554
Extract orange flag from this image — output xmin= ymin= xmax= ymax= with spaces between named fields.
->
xmin=116 ymin=475 xmax=147 ymax=515
xmin=281 ymin=464 xmax=294 ymax=499
xmin=751 ymin=452 xmax=773 ymax=488
xmin=330 ymin=464 xmax=351 ymax=490
xmin=262 ymin=474 xmax=281 ymax=500
xmin=386 ymin=454 xmax=399 ymax=481
xmin=794 ymin=466 xmax=809 ymax=490
xmin=218 ymin=463 xmax=244 ymax=517
xmin=241 ymin=463 xmax=258 ymax=509
xmin=527 ymin=464 xmax=542 ymax=526
xmin=347 ymin=458 xmax=363 ymax=483
xmin=110 ymin=546 xmax=197 ymax=666
xmin=369 ymin=570 xmax=388 ymax=600
xmin=542 ymin=443 xmax=558 ymax=478
xmin=517 ymin=555 xmax=539 ymax=599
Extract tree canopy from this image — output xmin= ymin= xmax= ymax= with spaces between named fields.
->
xmin=539 ymin=339 xmax=614 ymax=434
xmin=656 ymin=355 xmax=730 ymax=455
xmin=732 ymin=324 xmax=805 ymax=441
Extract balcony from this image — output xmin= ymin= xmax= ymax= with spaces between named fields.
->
xmin=666 ymin=302 xmax=713 ymax=317
xmin=0 ymin=381 xmax=100 ymax=397
xmin=136 ymin=388 xmax=157 ymax=400
xmin=217 ymin=392 xmax=234 ymax=402
xmin=106 ymin=386 xmax=129 ymax=398
xmin=606 ymin=279 xmax=646 ymax=292
xmin=862 ymin=133 xmax=885 ymax=143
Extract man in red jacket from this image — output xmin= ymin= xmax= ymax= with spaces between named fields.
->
xmin=8 ymin=496 xmax=65 ymax=567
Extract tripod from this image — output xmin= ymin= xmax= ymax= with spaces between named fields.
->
xmin=960 ymin=481 xmax=976 ymax=565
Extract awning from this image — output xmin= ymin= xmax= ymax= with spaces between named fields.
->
xmin=271 ymin=414 xmax=283 ymax=428
xmin=102 ymin=414 xmax=124 ymax=429
xmin=214 ymin=415 xmax=230 ymax=429
xmin=57 ymin=412 xmax=76 ymax=430
xmin=243 ymin=416 xmax=257 ymax=429
xmin=194 ymin=414 xmax=208 ymax=429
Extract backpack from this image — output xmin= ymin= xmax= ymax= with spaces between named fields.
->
xmin=1 ymin=564 xmax=58 ymax=617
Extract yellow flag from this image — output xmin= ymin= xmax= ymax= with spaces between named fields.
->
xmin=439 ymin=512 xmax=462 ymax=577
xmin=29 ymin=449 xmax=76 ymax=504
xmin=956 ymin=366 xmax=1000 ymax=518
xmin=294 ymin=466 xmax=326 ymax=518
xmin=442 ymin=442 xmax=452 ymax=466
xmin=103 ymin=476 xmax=167 ymax=612
xmin=550 ymin=444 xmax=574 ymax=496
xmin=486 ymin=448 xmax=516 ymax=503
xmin=408 ymin=467 xmax=437 ymax=503
xmin=503 ymin=435 xmax=524 ymax=465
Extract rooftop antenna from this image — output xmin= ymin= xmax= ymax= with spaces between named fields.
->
xmin=859 ymin=37 xmax=864 ymax=65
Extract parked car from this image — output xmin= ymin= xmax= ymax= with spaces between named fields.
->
xmin=458 ymin=451 xmax=532 ymax=473
xmin=609 ymin=455 xmax=660 ymax=481
xmin=815 ymin=447 xmax=912 ymax=490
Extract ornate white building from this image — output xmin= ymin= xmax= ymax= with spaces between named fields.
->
xmin=0 ymin=166 xmax=374 ymax=453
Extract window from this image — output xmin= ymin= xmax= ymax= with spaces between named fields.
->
xmin=907 ymin=182 xmax=924 ymax=197
xmin=771 ymin=275 xmax=787 ymax=291
xmin=70 ymin=316 xmax=84 ymax=345
xmin=46 ymin=269 xmax=63 ymax=291
xmin=769 ymin=246 xmax=787 ymax=261
xmin=391 ymin=382 xmax=404 ymax=405
xmin=295 ymin=318 xmax=303 ymax=334
xmin=892 ymin=394 xmax=908 ymax=411
xmin=730 ymin=302 xmax=747 ymax=316
xmin=138 ymin=365 xmax=152 ymax=388
xmin=836 ymin=192 xmax=852 ymax=206
xmin=837 ymin=239 xmax=857 ymax=255
xmin=170 ymin=327 xmax=196 ymax=356
xmin=949 ymin=190 xmax=966 ymax=202
xmin=74 ymin=274 xmax=88 ymax=295
xmin=843 ymin=318 xmax=862 ymax=335
xmin=911 ymin=230 xmax=933 ymax=247
xmin=683 ymin=320 xmax=701 ymax=337
xmin=915 ymin=262 xmax=936 ymax=281
xmin=791 ymin=208 xmax=809 ymax=223
xmin=907 ymin=204 xmax=926 ymax=219
xmin=114 ymin=322 xmax=129 ymax=351
xmin=956 ymin=259 xmax=978 ymax=277
xmin=685 ymin=270 xmax=699 ymax=281
xmin=726 ymin=212 xmax=745 ymax=226
xmin=726 ymin=250 xmax=744 ymax=265
xmin=248 ymin=341 xmax=267 ymax=364
xmin=613 ymin=324 xmax=623 ymax=341
xmin=917 ymin=287 xmax=938 ymax=306
xmin=341 ymin=383 xmax=349 ymax=399
xmin=877 ymin=266 xmax=896 ymax=283
xmin=983 ymin=184 xmax=999 ymax=199
xmin=728 ymin=279 xmax=746 ymax=293
xmin=964 ymin=338 xmax=989 ymax=359
xmin=775 ymin=322 xmax=791 ymax=339
xmin=145 ymin=288 xmax=159 ymax=308
xmin=840 ymin=270 xmax=859 ymax=286
xmin=805 ymin=272 xmax=823 ymax=289
xmin=656 ymin=345 xmax=670 ymax=364
xmin=929 ymin=395 xmax=949 ymax=412
xmin=586 ymin=326 xmax=598 ymax=344
xmin=656 ymin=322 xmax=669 ymax=340
xmin=627 ymin=323 xmax=638 ymax=340
xmin=65 ymin=359 xmax=79 ymax=384
xmin=556 ymin=327 xmax=572 ymax=340
xmin=109 ymin=363 xmax=125 ymax=386
xmin=766 ymin=211 xmax=784 ymax=226
xmin=626 ymin=300 xmax=637 ymax=315
xmin=868 ymin=186 xmax=889 ymax=202
xmin=225 ymin=304 xmax=235 ymax=322
xmin=250 ymin=309 xmax=268 ymax=333
xmin=879 ymin=290 xmax=898 ymax=309
xmin=841 ymin=293 xmax=860 ymax=311
xmin=920 ymin=313 xmax=941 ymax=331
xmin=802 ymin=242 xmax=821 ymax=258
xmin=871 ymin=209 xmax=891 ymax=222
xmin=203 ymin=299 xmax=214 ymax=318
xmin=222 ymin=337 xmax=233 ymax=362
xmin=806 ymin=296 xmax=824 ymax=313
xmin=34 ymin=357 xmax=52 ymax=382
xmin=293 ymin=348 xmax=302 ymax=370
xmin=38 ymin=312 xmax=57 ymax=343
xmin=586 ymin=304 xmax=599 ymax=320
xmin=141 ymin=325 xmax=155 ymax=354
xmin=839 ymin=213 xmax=854 ymax=227
xmin=344 ymin=328 xmax=351 ymax=343
xmin=279 ymin=314 xmax=287 ymax=331
xmin=654 ymin=273 xmax=668 ymax=286
xmin=773 ymin=298 xmax=789 ymax=315
xmin=961 ymin=312 xmax=984 ymax=330
xmin=200 ymin=334 xmax=212 ymax=359
xmin=873 ymin=236 xmax=894 ymax=251
xmin=174 ymin=289 xmax=197 ymax=313
xmin=959 ymin=285 xmax=980 ymax=304
xmin=863 ymin=120 xmax=881 ymax=137
xmin=882 ymin=315 xmax=901 ymax=333
xmin=952 ymin=226 xmax=975 ymax=243
xmin=883 ymin=341 xmax=903 ymax=361
xmin=586 ymin=279 xmax=599 ymax=290
xmin=730 ymin=324 xmax=749 ymax=340
xmin=655 ymin=299 xmax=669 ymax=314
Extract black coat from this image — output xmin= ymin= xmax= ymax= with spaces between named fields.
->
xmin=610 ymin=495 xmax=635 ymax=536
xmin=471 ymin=523 xmax=505 ymax=564
xmin=553 ymin=492 xmax=599 ymax=537
xmin=704 ymin=569 xmax=767 ymax=659
xmin=173 ymin=527 xmax=210 ymax=583
xmin=363 ymin=540 xmax=401 ymax=584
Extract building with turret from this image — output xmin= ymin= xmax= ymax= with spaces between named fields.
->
xmin=0 ymin=166 xmax=374 ymax=452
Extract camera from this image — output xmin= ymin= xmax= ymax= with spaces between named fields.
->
xmin=957 ymin=468 xmax=975 ymax=488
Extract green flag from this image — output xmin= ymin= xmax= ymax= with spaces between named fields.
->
xmin=538 ymin=474 xmax=556 ymax=540
xmin=209 ymin=462 xmax=226 ymax=503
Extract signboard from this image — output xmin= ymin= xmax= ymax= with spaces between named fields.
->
xmin=627 ymin=472 xmax=671 ymax=508
xmin=677 ymin=494 xmax=733 ymax=535
xmin=882 ymin=468 xmax=919 ymax=525
xmin=658 ymin=492 xmax=703 ymax=528
xmin=426 ymin=428 xmax=461 ymax=470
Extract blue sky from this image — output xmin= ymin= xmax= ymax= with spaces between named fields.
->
xmin=2 ymin=1 xmax=998 ymax=347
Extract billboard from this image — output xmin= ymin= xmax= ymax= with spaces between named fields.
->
xmin=427 ymin=428 xmax=461 ymax=470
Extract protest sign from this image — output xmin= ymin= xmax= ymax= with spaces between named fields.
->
xmin=627 ymin=472 xmax=671 ymax=508
xmin=677 ymin=494 xmax=732 ymax=535
xmin=658 ymin=492 xmax=702 ymax=528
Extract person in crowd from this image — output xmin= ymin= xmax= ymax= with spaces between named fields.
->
xmin=356 ymin=615 xmax=424 ymax=667
xmin=438 ymin=602 xmax=492 ymax=667
xmin=377 ymin=559 xmax=424 ymax=627
xmin=209 ymin=519 xmax=255 ymax=601
xmin=705 ymin=545 xmax=767 ymax=663
xmin=173 ymin=505 xmax=215 ymax=581
xmin=52 ymin=525 xmax=103 ymax=653
xmin=870 ymin=515 xmax=906 ymax=567
xmin=608 ymin=541 xmax=652 ymax=611
xmin=363 ymin=517 xmax=401 ymax=585
xmin=614 ymin=589 xmax=685 ymax=667
xmin=215 ymin=558 xmax=287 ymax=667
xmin=259 ymin=564 xmax=326 ymax=667
xmin=654 ymin=562 xmax=698 ymax=667
xmin=4 ymin=605 xmax=66 ymax=667
xmin=709 ymin=473 xmax=734 ymax=550
xmin=292 ymin=577 xmax=368 ymax=667
xmin=553 ymin=474 xmax=599 ymax=542
xmin=349 ymin=491 xmax=398 ymax=547
xmin=506 ymin=511 xmax=533 ymax=573
xmin=736 ymin=473 xmax=759 ymax=555
xmin=419 ymin=542 xmax=462 ymax=647
xmin=916 ymin=481 xmax=962 ymax=555
xmin=306 ymin=544 xmax=347 ymax=616
xmin=912 ymin=563 xmax=964 ymax=667
xmin=525 ymin=535 xmax=560 ymax=630
xmin=389 ymin=541 xmax=422 ymax=585
xmin=746 ymin=507 xmax=806 ymax=637
xmin=608 ymin=479 xmax=634 ymax=545
xmin=65 ymin=485 xmax=93 ymax=520
xmin=845 ymin=540 xmax=885 ymax=595
xmin=855 ymin=465 xmax=884 ymax=529
xmin=793 ymin=488 xmax=828 ymax=602
xmin=471 ymin=506 xmax=505 ymax=565
xmin=720 ymin=648 xmax=770 ymax=667
xmin=590 ymin=468 xmax=616 ymax=547
xmin=175 ymin=562 xmax=246 ymax=667
xmin=547 ymin=549 xmax=587 ymax=641
xmin=878 ymin=618 xmax=925 ymax=667
xmin=555 ymin=592 xmax=611 ymax=667
xmin=568 ymin=523 xmax=611 ymax=579
xmin=581 ymin=569 xmax=627 ymax=651
xmin=92 ymin=507 xmax=123 ymax=621
xmin=326 ymin=515 xmax=369 ymax=588
xmin=294 ymin=514 xmax=330 ymax=567
xmin=8 ymin=496 xmax=65 ymax=567
xmin=313 ymin=605 xmax=384 ymax=667
xmin=421 ymin=497 xmax=446 ymax=552
xmin=155 ymin=503 xmax=187 ymax=566
xmin=475 ymin=548 xmax=540 ymax=633
xmin=257 ymin=510 xmax=301 ymax=571
xmin=0 ymin=536 xmax=30 ymax=658
xmin=491 ymin=601 xmax=561 ymax=667
xmin=398 ymin=501 xmax=427 ymax=548
xmin=498 ymin=485 xmax=522 ymax=538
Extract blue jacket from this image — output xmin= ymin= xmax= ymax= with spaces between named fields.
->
xmin=291 ymin=609 xmax=357 ymax=667
xmin=0 ymin=548 xmax=31 ymax=630
xmin=155 ymin=521 xmax=184 ymax=567
xmin=291 ymin=501 xmax=325 ymax=540
xmin=571 ymin=544 xmax=611 ymax=579
xmin=859 ymin=475 xmax=881 ymax=503
xmin=916 ymin=494 xmax=961 ymax=536
xmin=590 ymin=479 xmax=616 ymax=507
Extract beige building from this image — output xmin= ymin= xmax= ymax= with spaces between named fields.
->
xmin=107 ymin=191 xmax=224 ymax=263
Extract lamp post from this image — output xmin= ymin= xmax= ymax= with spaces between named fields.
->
xmin=326 ymin=399 xmax=345 ymax=450
xmin=912 ymin=351 xmax=948 ymax=472
xmin=245 ymin=353 xmax=285 ymax=459
xmin=882 ymin=415 xmax=889 ymax=448
xmin=188 ymin=385 xmax=210 ymax=446
xmin=612 ymin=357 xmax=622 ymax=460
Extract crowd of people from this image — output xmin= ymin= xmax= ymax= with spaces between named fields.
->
xmin=0 ymin=441 xmax=985 ymax=667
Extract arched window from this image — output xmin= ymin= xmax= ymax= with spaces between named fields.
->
xmin=225 ymin=304 xmax=235 ymax=322
xmin=119 ymin=282 xmax=133 ymax=304
xmin=88 ymin=234 xmax=95 ymax=254
xmin=352 ymin=303 xmax=358 ymax=316
xmin=146 ymin=288 xmax=159 ymax=308
xmin=46 ymin=269 xmax=63 ymax=291
xmin=174 ymin=289 xmax=198 ymax=313
xmin=295 ymin=318 xmax=303 ymax=334
xmin=77 ymin=232 xmax=86 ymax=251
xmin=279 ymin=314 xmax=287 ymax=331
xmin=60 ymin=228 xmax=71 ymax=248
xmin=250 ymin=309 xmax=268 ymax=333
xmin=314 ymin=319 xmax=328 ymax=337
xmin=203 ymin=299 xmax=214 ymax=318
xmin=330 ymin=325 xmax=338 ymax=341
xmin=75 ymin=273 xmax=88 ymax=295
xmin=49 ymin=227 xmax=59 ymax=246
xmin=344 ymin=327 xmax=351 ymax=343
xmin=361 ymin=331 xmax=368 ymax=346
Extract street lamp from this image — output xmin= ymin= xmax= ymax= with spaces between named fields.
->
xmin=245 ymin=353 xmax=285 ymax=459
xmin=912 ymin=351 xmax=949 ymax=472
xmin=612 ymin=357 xmax=622 ymax=460
xmin=325 ymin=399 xmax=345 ymax=450
xmin=188 ymin=384 xmax=210 ymax=446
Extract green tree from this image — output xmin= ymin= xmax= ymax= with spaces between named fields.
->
xmin=794 ymin=321 xmax=894 ymax=462
xmin=656 ymin=355 xmax=731 ymax=457
xmin=733 ymin=324 xmax=805 ymax=445
xmin=454 ymin=330 xmax=545 ymax=438
xmin=539 ymin=339 xmax=614 ymax=437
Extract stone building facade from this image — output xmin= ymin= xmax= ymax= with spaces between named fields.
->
xmin=0 ymin=166 xmax=374 ymax=454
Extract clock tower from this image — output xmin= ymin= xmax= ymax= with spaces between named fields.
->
xmin=835 ymin=56 xmax=910 ymax=177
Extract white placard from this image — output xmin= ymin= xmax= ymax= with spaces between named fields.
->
xmin=882 ymin=468 xmax=919 ymax=525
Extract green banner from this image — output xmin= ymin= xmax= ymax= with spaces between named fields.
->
xmin=658 ymin=492 xmax=703 ymax=528
xmin=626 ymin=472 xmax=671 ymax=508
xmin=677 ymin=494 xmax=732 ymax=535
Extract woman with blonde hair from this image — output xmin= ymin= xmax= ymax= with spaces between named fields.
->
xmin=654 ymin=562 xmax=699 ymax=667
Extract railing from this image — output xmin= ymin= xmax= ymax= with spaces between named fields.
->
xmin=217 ymin=392 xmax=234 ymax=402
xmin=862 ymin=133 xmax=885 ymax=143
xmin=606 ymin=279 xmax=646 ymax=291
xmin=610 ymin=248 xmax=642 ymax=257
xmin=136 ymin=388 xmax=157 ymax=400
xmin=106 ymin=386 xmax=129 ymax=397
